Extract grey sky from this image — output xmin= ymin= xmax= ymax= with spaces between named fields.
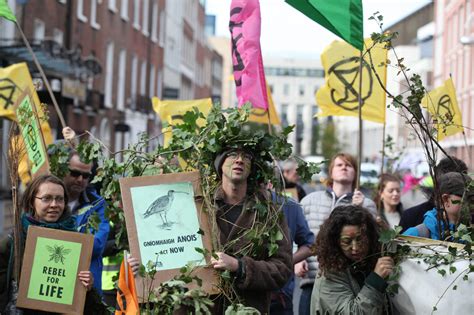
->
xmin=206 ymin=0 xmax=433 ymax=57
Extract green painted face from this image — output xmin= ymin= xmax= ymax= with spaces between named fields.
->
xmin=221 ymin=150 xmax=252 ymax=183
xmin=339 ymin=225 xmax=368 ymax=262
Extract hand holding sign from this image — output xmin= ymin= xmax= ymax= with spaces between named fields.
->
xmin=77 ymin=271 xmax=93 ymax=291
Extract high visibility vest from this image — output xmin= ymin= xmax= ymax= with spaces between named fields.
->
xmin=102 ymin=252 xmax=123 ymax=291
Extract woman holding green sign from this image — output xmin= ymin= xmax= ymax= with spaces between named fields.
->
xmin=0 ymin=175 xmax=94 ymax=313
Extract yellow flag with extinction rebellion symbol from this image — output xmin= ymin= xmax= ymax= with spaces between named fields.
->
xmin=316 ymin=38 xmax=387 ymax=123
xmin=152 ymin=97 xmax=212 ymax=147
xmin=421 ymin=78 xmax=463 ymax=141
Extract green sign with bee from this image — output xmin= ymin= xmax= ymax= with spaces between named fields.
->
xmin=27 ymin=237 xmax=81 ymax=303
xmin=17 ymin=226 xmax=93 ymax=314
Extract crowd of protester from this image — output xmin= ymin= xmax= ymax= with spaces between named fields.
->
xmin=0 ymin=123 xmax=471 ymax=314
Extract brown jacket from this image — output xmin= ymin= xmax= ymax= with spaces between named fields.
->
xmin=212 ymin=189 xmax=293 ymax=314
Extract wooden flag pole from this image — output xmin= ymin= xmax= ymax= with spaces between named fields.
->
xmin=356 ymin=50 xmax=364 ymax=190
xmin=14 ymin=21 xmax=67 ymax=129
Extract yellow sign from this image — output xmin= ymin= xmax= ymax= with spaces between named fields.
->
xmin=316 ymin=38 xmax=387 ymax=123
xmin=421 ymin=78 xmax=463 ymax=141
xmin=152 ymin=97 xmax=212 ymax=147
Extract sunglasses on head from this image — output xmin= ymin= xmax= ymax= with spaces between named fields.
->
xmin=68 ymin=169 xmax=92 ymax=179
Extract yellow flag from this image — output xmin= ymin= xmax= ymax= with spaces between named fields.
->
xmin=152 ymin=97 xmax=212 ymax=147
xmin=316 ymin=38 xmax=387 ymax=123
xmin=248 ymin=84 xmax=281 ymax=125
xmin=1 ymin=63 xmax=54 ymax=184
xmin=421 ymin=78 xmax=463 ymax=141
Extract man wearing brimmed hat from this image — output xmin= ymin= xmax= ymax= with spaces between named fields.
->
xmin=403 ymin=172 xmax=472 ymax=240
xmin=209 ymin=146 xmax=293 ymax=314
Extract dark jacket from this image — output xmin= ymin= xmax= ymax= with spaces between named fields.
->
xmin=0 ymin=235 xmax=13 ymax=311
xmin=212 ymin=189 xmax=293 ymax=315
xmin=399 ymin=200 xmax=434 ymax=233
xmin=276 ymin=195 xmax=314 ymax=298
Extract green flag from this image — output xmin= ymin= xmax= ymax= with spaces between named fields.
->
xmin=285 ymin=0 xmax=363 ymax=50
xmin=0 ymin=0 xmax=16 ymax=22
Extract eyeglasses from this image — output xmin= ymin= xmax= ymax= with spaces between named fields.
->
xmin=226 ymin=151 xmax=253 ymax=162
xmin=35 ymin=196 xmax=65 ymax=204
xmin=68 ymin=168 xmax=92 ymax=179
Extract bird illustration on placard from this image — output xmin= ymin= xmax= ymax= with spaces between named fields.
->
xmin=143 ymin=190 xmax=189 ymax=227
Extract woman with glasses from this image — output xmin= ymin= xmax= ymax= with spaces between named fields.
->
xmin=310 ymin=205 xmax=395 ymax=315
xmin=0 ymin=175 xmax=95 ymax=313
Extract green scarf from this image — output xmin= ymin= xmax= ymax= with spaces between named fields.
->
xmin=21 ymin=212 xmax=77 ymax=237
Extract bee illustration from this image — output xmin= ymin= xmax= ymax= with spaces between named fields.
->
xmin=46 ymin=245 xmax=71 ymax=264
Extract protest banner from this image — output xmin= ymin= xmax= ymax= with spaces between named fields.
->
xmin=16 ymin=226 xmax=93 ymax=314
xmin=13 ymin=88 xmax=50 ymax=177
xmin=119 ymin=171 xmax=218 ymax=298
xmin=392 ymin=236 xmax=473 ymax=314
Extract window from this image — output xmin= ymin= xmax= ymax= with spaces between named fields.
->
xmin=299 ymin=85 xmax=305 ymax=96
xmin=91 ymin=0 xmax=101 ymax=30
xmin=142 ymin=0 xmax=149 ymax=36
xmin=283 ymin=84 xmax=289 ymax=96
xmin=269 ymin=84 xmax=274 ymax=93
xmin=159 ymin=10 xmax=165 ymax=47
xmin=140 ymin=61 xmax=147 ymax=96
xmin=156 ymin=70 xmax=163 ymax=98
xmin=151 ymin=3 xmax=158 ymax=42
xmin=149 ymin=65 xmax=156 ymax=97
xmin=33 ymin=19 xmax=45 ymax=42
xmin=130 ymin=55 xmax=138 ymax=110
xmin=281 ymin=104 xmax=289 ymax=126
xmin=108 ymin=0 xmax=117 ymax=12
xmin=120 ymin=0 xmax=128 ymax=20
xmin=133 ymin=0 xmax=140 ymax=30
xmin=104 ymin=42 xmax=114 ymax=108
xmin=117 ymin=49 xmax=126 ymax=111
xmin=53 ymin=28 xmax=63 ymax=45
xmin=77 ymin=0 xmax=88 ymax=22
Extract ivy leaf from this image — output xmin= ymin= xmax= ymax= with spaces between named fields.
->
xmin=437 ymin=269 xmax=446 ymax=277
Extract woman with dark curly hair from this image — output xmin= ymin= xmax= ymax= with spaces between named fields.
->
xmin=310 ymin=205 xmax=395 ymax=315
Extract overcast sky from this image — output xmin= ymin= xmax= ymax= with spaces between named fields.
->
xmin=206 ymin=0 xmax=433 ymax=57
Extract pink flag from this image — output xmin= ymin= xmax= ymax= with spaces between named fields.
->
xmin=229 ymin=0 xmax=269 ymax=110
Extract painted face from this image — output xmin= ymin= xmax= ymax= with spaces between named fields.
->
xmin=331 ymin=157 xmax=355 ymax=185
xmin=380 ymin=181 xmax=401 ymax=209
xmin=221 ymin=150 xmax=252 ymax=183
xmin=339 ymin=225 xmax=368 ymax=262
xmin=443 ymin=194 xmax=463 ymax=222
xmin=63 ymin=154 xmax=93 ymax=198
xmin=34 ymin=182 xmax=66 ymax=223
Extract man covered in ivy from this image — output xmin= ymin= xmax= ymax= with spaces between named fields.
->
xmin=209 ymin=146 xmax=293 ymax=314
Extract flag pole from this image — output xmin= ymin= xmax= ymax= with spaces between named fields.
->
xmin=356 ymin=50 xmax=363 ymax=190
xmin=14 ymin=21 xmax=67 ymax=129
xmin=124 ymin=250 xmax=129 ymax=287
xmin=380 ymin=123 xmax=386 ymax=176
xmin=462 ymin=131 xmax=472 ymax=166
